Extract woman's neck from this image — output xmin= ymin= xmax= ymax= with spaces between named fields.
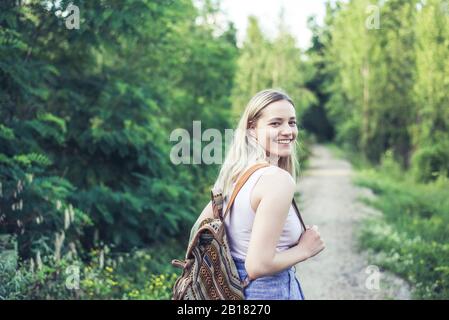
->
xmin=266 ymin=154 xmax=280 ymax=166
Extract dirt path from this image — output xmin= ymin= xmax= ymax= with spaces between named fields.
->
xmin=294 ymin=145 xmax=411 ymax=300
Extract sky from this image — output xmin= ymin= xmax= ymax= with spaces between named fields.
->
xmin=220 ymin=0 xmax=331 ymax=49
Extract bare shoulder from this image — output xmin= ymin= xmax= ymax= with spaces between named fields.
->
xmin=252 ymin=166 xmax=296 ymax=203
xmin=260 ymin=166 xmax=295 ymax=188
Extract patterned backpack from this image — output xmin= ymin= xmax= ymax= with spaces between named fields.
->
xmin=170 ymin=163 xmax=269 ymax=300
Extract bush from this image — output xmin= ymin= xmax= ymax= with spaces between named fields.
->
xmin=411 ymin=141 xmax=449 ymax=182
xmin=0 ymin=239 xmax=184 ymax=300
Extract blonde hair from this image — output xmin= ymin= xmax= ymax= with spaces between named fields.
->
xmin=214 ymin=88 xmax=300 ymax=199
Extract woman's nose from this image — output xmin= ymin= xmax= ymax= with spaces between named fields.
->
xmin=279 ymin=123 xmax=293 ymax=135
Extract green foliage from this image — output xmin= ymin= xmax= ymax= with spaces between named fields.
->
xmin=1 ymin=0 xmax=237 ymax=299
xmin=4 ymin=0 xmax=447 ymax=300
xmin=302 ymin=9 xmax=337 ymax=142
xmin=323 ymin=1 xmax=449 ymax=295
xmin=0 ymin=119 xmax=91 ymax=259
xmin=411 ymin=139 xmax=449 ymax=182
xmin=1 ymin=0 xmax=237 ymax=258
xmin=320 ymin=0 xmax=449 ymax=181
xmin=355 ymin=164 xmax=449 ymax=299
xmin=320 ymin=0 xmax=449 ymax=176
xmin=324 ymin=0 xmax=418 ymax=164
xmin=0 ymin=239 xmax=183 ymax=300
xmin=412 ymin=0 xmax=449 ymax=181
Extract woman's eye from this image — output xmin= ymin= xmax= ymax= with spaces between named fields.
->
xmin=289 ymin=121 xmax=297 ymax=126
xmin=270 ymin=122 xmax=280 ymax=126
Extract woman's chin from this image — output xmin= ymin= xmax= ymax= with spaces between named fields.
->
xmin=268 ymin=150 xmax=292 ymax=158
xmin=279 ymin=152 xmax=292 ymax=157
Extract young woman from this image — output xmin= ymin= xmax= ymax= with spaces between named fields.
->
xmin=195 ymin=89 xmax=325 ymax=300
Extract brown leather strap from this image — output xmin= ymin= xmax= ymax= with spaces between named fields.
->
xmin=221 ymin=163 xmax=270 ymax=222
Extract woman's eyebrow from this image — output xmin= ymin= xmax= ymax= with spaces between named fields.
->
xmin=268 ymin=117 xmax=296 ymax=122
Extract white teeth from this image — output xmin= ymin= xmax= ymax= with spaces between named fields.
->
xmin=277 ymin=140 xmax=291 ymax=144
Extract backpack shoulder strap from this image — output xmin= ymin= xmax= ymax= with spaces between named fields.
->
xmin=216 ymin=163 xmax=308 ymax=239
xmin=221 ymin=162 xmax=270 ymax=222
xmin=292 ymin=198 xmax=307 ymax=232
xmin=211 ymin=188 xmax=224 ymax=220
xmin=215 ymin=162 xmax=269 ymax=240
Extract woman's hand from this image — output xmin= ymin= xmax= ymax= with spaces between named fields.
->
xmin=295 ymin=225 xmax=325 ymax=260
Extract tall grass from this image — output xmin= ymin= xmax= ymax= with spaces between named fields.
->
xmin=0 ymin=238 xmax=184 ymax=300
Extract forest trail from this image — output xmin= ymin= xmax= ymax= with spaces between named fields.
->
xmin=294 ymin=145 xmax=411 ymax=300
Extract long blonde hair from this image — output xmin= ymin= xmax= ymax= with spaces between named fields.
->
xmin=214 ymin=88 xmax=300 ymax=199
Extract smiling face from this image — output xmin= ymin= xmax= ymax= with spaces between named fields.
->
xmin=250 ymin=99 xmax=298 ymax=159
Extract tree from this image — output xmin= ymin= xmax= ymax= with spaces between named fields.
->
xmin=1 ymin=0 xmax=239 ymax=260
xmin=231 ymin=14 xmax=315 ymax=121
xmin=412 ymin=0 xmax=449 ymax=181
xmin=324 ymin=0 xmax=417 ymax=165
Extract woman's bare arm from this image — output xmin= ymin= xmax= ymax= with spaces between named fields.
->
xmin=245 ymin=168 xmax=324 ymax=280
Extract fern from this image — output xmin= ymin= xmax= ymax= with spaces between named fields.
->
xmin=0 ymin=124 xmax=15 ymax=140
xmin=37 ymin=112 xmax=67 ymax=134
xmin=13 ymin=153 xmax=52 ymax=167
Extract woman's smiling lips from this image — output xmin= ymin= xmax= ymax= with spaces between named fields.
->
xmin=276 ymin=138 xmax=293 ymax=145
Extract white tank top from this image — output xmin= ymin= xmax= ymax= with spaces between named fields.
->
xmin=223 ymin=165 xmax=304 ymax=260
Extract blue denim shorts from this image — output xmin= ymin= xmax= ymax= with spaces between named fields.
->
xmin=232 ymin=256 xmax=305 ymax=300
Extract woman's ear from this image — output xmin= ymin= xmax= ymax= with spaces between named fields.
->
xmin=247 ymin=121 xmax=257 ymax=140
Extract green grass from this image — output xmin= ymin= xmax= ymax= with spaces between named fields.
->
xmin=329 ymin=144 xmax=449 ymax=299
